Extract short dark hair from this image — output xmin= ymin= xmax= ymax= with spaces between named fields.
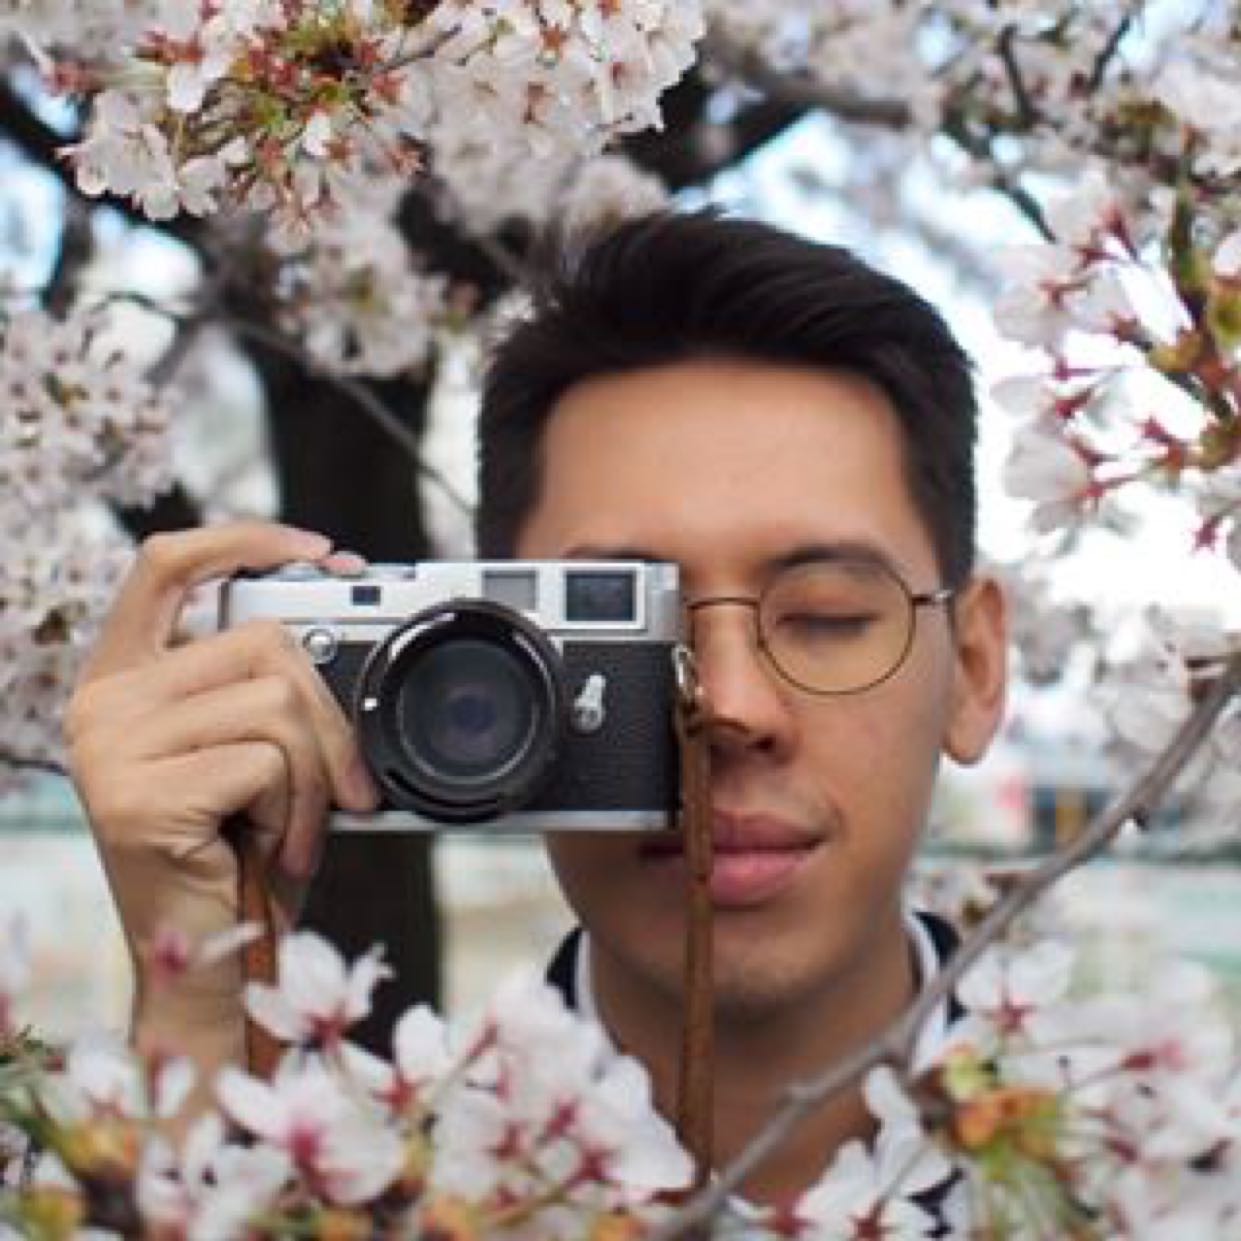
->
xmin=475 ymin=209 xmax=978 ymax=585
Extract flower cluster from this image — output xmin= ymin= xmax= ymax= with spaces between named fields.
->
xmin=920 ymin=940 xmax=1241 ymax=1237
xmin=4 ymin=920 xmax=1239 ymax=1238
xmin=50 ymin=1 xmax=703 ymax=232
xmin=2 ymin=925 xmax=692 ymax=1238
xmin=272 ymin=175 xmax=450 ymax=379
xmin=0 ymin=521 xmax=133 ymax=782
xmin=1095 ymin=608 xmax=1241 ymax=834
xmin=0 ymin=306 xmax=173 ymax=521
xmin=0 ymin=305 xmax=167 ymax=780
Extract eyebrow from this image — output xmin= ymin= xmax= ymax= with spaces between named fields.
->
xmin=560 ymin=544 xmax=666 ymax=563
xmin=765 ymin=541 xmax=904 ymax=577
xmin=561 ymin=540 xmax=906 ymax=577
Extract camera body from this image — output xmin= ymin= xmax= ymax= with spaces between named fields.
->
xmin=219 ymin=560 xmax=682 ymax=832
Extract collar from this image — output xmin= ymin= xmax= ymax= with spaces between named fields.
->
xmin=572 ymin=904 xmax=958 ymax=1067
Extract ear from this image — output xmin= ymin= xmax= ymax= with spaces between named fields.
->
xmin=944 ymin=573 xmax=1008 ymax=765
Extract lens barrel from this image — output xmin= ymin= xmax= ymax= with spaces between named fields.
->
xmin=354 ymin=600 xmax=568 ymax=823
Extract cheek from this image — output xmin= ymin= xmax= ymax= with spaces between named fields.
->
xmin=543 ymin=836 xmax=640 ymax=921
xmin=808 ymin=670 xmax=950 ymax=839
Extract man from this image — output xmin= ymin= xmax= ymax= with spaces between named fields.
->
xmin=66 ymin=210 xmax=1007 ymax=1207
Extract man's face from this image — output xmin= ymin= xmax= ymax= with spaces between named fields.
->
xmin=515 ymin=358 xmax=1004 ymax=1019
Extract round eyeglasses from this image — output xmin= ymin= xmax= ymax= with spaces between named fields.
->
xmin=686 ymin=557 xmax=956 ymax=696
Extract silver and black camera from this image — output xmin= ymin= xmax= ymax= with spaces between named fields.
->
xmin=219 ymin=560 xmax=682 ymax=832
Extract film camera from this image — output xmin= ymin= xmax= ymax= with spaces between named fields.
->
xmin=219 ymin=560 xmax=682 ymax=831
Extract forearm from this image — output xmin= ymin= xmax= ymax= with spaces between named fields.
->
xmin=131 ymin=966 xmax=248 ymax=1125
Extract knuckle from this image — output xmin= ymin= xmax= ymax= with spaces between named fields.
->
xmin=136 ymin=532 xmax=184 ymax=583
xmin=244 ymin=618 xmax=299 ymax=658
xmin=255 ymin=742 xmax=288 ymax=787
xmin=62 ymin=684 xmax=98 ymax=745
xmin=255 ymin=672 xmax=300 ymax=715
xmin=80 ymin=778 xmax=141 ymax=846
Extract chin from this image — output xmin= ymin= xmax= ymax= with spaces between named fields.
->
xmin=625 ymin=933 xmax=824 ymax=1023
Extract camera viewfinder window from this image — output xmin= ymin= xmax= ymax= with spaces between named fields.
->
xmin=483 ymin=569 xmax=538 ymax=612
xmin=565 ymin=570 xmax=636 ymax=623
xmin=351 ymin=584 xmax=382 ymax=606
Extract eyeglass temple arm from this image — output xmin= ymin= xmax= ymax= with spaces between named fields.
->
xmin=910 ymin=586 xmax=956 ymax=608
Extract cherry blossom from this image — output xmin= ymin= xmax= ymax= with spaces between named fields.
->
xmin=275 ymin=184 xmax=449 ymax=378
xmin=3 ymin=4 xmax=1241 ymax=1237
xmin=56 ymin=1 xmax=704 ymax=231
xmin=216 ymin=1058 xmax=404 ymax=1206
xmin=244 ymin=930 xmax=392 ymax=1050
xmin=431 ymin=971 xmax=692 ymax=1219
xmin=795 ymin=1067 xmax=950 ymax=1240
xmin=1001 ymin=417 xmax=1099 ymax=534
xmin=137 ymin=1115 xmax=293 ymax=1241
xmin=0 ymin=304 xmax=175 ymax=519
xmin=1 ymin=518 xmax=134 ymax=775
xmin=1096 ymin=609 xmax=1241 ymax=826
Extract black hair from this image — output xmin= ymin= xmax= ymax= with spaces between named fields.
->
xmin=475 ymin=209 xmax=977 ymax=585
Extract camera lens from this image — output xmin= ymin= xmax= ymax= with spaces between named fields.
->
xmin=356 ymin=601 xmax=567 ymax=823
xmin=397 ymin=639 xmax=537 ymax=782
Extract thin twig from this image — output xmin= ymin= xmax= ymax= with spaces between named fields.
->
xmin=997 ymin=26 xmax=1038 ymax=130
xmin=0 ymin=752 xmax=67 ymax=778
xmin=225 ymin=318 xmax=472 ymax=518
xmin=704 ymin=27 xmax=1053 ymax=244
xmin=1088 ymin=10 xmax=1137 ymax=94
xmin=650 ymin=653 xmax=1241 ymax=1239
xmin=702 ymin=30 xmax=912 ymax=130
xmin=92 ymin=287 xmax=473 ymax=516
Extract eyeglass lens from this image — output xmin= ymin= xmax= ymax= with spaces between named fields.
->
xmin=758 ymin=559 xmax=916 ymax=694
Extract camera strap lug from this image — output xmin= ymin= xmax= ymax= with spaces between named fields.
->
xmin=570 ymin=673 xmax=608 ymax=733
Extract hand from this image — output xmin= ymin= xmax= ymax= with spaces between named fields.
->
xmin=65 ymin=521 xmax=380 ymax=1073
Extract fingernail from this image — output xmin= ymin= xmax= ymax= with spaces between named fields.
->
xmin=322 ymin=550 xmax=369 ymax=578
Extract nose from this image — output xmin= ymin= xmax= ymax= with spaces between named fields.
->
xmin=688 ymin=602 xmax=796 ymax=759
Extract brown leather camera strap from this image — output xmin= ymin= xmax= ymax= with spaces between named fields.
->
xmin=673 ymin=645 xmax=715 ymax=1189
xmin=227 ymin=817 xmax=284 ymax=1080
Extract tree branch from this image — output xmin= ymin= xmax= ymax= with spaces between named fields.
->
xmin=651 ymin=653 xmax=1241 ymax=1238
xmin=701 ymin=30 xmax=912 ymax=129
xmin=224 ymin=317 xmax=471 ymax=516
xmin=997 ymin=26 xmax=1039 ymax=130
xmin=698 ymin=31 xmax=1053 ymax=243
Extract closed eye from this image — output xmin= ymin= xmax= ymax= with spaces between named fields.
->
xmin=776 ymin=613 xmax=877 ymax=639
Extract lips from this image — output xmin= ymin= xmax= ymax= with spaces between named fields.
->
xmin=639 ymin=810 xmax=823 ymax=908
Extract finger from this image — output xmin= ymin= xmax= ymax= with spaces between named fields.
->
xmin=152 ymin=625 xmax=372 ymax=809
xmin=120 ymin=676 xmax=331 ymax=875
xmin=85 ymin=521 xmax=332 ymax=681
xmin=75 ymin=620 xmax=377 ymax=813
